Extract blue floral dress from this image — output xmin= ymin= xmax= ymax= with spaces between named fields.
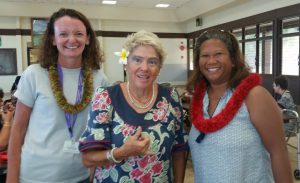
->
xmin=79 ymin=84 xmax=189 ymax=183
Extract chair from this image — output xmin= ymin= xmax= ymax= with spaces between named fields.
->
xmin=283 ymin=108 xmax=299 ymax=147
xmin=283 ymin=106 xmax=300 ymax=180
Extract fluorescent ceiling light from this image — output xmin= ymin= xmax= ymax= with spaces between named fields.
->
xmin=102 ymin=0 xmax=117 ymax=5
xmin=155 ymin=4 xmax=170 ymax=8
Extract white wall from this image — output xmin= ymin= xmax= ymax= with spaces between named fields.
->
xmin=102 ymin=37 xmax=126 ymax=82
xmin=102 ymin=37 xmax=187 ymax=85
xmin=158 ymin=39 xmax=187 ymax=85
xmin=101 ymin=20 xmax=184 ymax=33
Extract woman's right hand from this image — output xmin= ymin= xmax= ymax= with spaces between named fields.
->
xmin=119 ymin=126 xmax=151 ymax=158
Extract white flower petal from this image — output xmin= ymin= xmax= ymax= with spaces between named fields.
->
xmin=114 ymin=52 xmax=121 ymax=56
xmin=115 ymin=48 xmax=129 ymax=65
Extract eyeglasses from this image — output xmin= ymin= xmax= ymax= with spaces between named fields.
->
xmin=128 ymin=55 xmax=160 ymax=68
xmin=195 ymin=29 xmax=236 ymax=47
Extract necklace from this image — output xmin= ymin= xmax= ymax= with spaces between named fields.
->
xmin=191 ymin=73 xmax=261 ymax=134
xmin=48 ymin=64 xmax=94 ymax=113
xmin=126 ymin=82 xmax=155 ymax=109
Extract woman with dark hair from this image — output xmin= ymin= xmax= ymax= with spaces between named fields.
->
xmin=7 ymin=8 xmax=109 ymax=183
xmin=187 ymin=29 xmax=292 ymax=182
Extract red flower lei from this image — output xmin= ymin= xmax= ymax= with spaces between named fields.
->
xmin=191 ymin=73 xmax=261 ymax=134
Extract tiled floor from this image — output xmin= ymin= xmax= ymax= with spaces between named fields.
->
xmin=288 ymin=137 xmax=300 ymax=183
xmin=184 ymin=136 xmax=300 ymax=183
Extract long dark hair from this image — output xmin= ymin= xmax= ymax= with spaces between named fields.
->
xmin=186 ymin=29 xmax=251 ymax=93
xmin=38 ymin=8 xmax=103 ymax=69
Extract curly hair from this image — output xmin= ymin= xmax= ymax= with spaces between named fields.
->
xmin=37 ymin=8 xmax=103 ymax=69
xmin=123 ymin=30 xmax=166 ymax=67
xmin=186 ymin=29 xmax=251 ymax=93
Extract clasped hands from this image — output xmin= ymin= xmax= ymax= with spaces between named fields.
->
xmin=1 ymin=102 xmax=15 ymax=125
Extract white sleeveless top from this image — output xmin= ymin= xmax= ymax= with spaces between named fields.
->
xmin=188 ymin=88 xmax=274 ymax=183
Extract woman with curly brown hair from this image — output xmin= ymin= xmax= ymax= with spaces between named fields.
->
xmin=7 ymin=8 xmax=109 ymax=183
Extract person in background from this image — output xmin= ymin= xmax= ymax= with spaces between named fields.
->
xmin=7 ymin=8 xmax=109 ymax=183
xmin=273 ymin=75 xmax=296 ymax=110
xmin=0 ymin=99 xmax=15 ymax=151
xmin=79 ymin=30 xmax=189 ymax=183
xmin=273 ymin=75 xmax=296 ymax=135
xmin=187 ymin=29 xmax=292 ymax=182
xmin=0 ymin=87 xmax=15 ymax=152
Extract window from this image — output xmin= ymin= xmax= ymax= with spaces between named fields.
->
xmin=188 ymin=38 xmax=194 ymax=70
xmin=259 ymin=39 xmax=272 ymax=74
xmin=281 ymin=16 xmax=300 ymax=76
xmin=244 ymin=25 xmax=257 ymax=72
xmin=282 ymin=16 xmax=299 ymax=34
xmin=282 ymin=36 xmax=299 ymax=75
xmin=232 ymin=28 xmax=243 ymax=51
xmin=259 ymin=21 xmax=273 ymax=74
xmin=245 ymin=41 xmax=256 ymax=72
xmin=245 ymin=25 xmax=256 ymax=39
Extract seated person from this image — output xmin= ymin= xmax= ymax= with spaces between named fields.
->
xmin=273 ymin=75 xmax=296 ymax=135
xmin=273 ymin=75 xmax=295 ymax=110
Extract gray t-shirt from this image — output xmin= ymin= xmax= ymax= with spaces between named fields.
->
xmin=15 ymin=64 xmax=109 ymax=183
xmin=277 ymin=90 xmax=295 ymax=110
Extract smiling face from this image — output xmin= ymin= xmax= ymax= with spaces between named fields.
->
xmin=52 ymin=16 xmax=90 ymax=67
xmin=125 ymin=45 xmax=161 ymax=91
xmin=199 ymin=38 xmax=233 ymax=86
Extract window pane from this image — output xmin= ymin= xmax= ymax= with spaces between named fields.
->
xmin=189 ymin=49 xmax=194 ymax=70
xmin=188 ymin=38 xmax=194 ymax=70
xmin=259 ymin=39 xmax=272 ymax=74
xmin=282 ymin=16 xmax=299 ymax=34
xmin=239 ymin=42 xmax=243 ymax=51
xmin=232 ymin=28 xmax=242 ymax=41
xmin=189 ymin=38 xmax=194 ymax=49
xmin=245 ymin=41 xmax=256 ymax=72
xmin=282 ymin=36 xmax=299 ymax=75
xmin=259 ymin=21 xmax=273 ymax=37
xmin=245 ymin=25 xmax=256 ymax=39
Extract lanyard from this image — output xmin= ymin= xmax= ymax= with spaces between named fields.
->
xmin=57 ymin=64 xmax=83 ymax=140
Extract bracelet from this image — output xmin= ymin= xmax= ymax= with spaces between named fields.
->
xmin=106 ymin=147 xmax=122 ymax=163
xmin=111 ymin=147 xmax=122 ymax=163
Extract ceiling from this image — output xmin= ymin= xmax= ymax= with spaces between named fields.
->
xmin=0 ymin=0 xmax=243 ymax=22
xmin=6 ymin=0 xmax=194 ymax=9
